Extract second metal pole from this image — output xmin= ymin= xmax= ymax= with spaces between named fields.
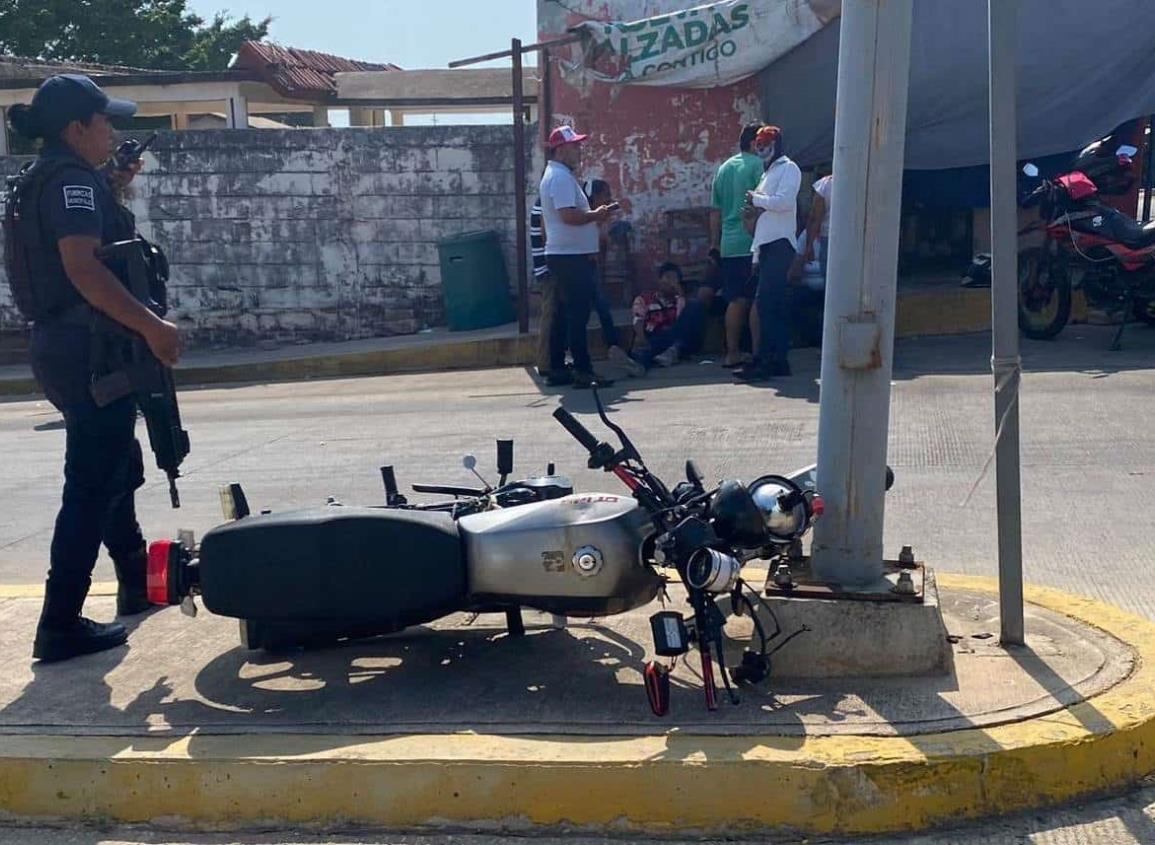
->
xmin=511 ymin=39 xmax=530 ymax=335
xmin=988 ymin=0 xmax=1025 ymax=646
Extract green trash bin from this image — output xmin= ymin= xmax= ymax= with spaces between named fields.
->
xmin=437 ymin=230 xmax=516 ymax=332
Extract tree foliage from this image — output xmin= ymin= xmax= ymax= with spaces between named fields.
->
xmin=0 ymin=0 xmax=271 ymax=71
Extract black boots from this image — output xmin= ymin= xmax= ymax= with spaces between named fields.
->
xmin=113 ymin=546 xmax=151 ymax=617
xmin=32 ymin=617 xmax=128 ymax=663
xmin=32 ymin=578 xmax=126 ymax=663
xmin=31 ymin=542 xmax=149 ymax=664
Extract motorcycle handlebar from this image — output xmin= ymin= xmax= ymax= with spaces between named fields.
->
xmin=552 ymin=407 xmax=601 ymax=454
xmin=1020 ymin=182 xmax=1049 ymax=209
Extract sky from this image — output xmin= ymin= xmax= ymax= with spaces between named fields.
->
xmin=186 ymin=0 xmax=540 ymax=69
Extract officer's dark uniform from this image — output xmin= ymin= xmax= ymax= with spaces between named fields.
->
xmin=6 ymin=76 xmax=150 ymax=661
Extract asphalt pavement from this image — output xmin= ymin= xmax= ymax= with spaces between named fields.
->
xmin=2 ymin=324 xmax=1154 ymax=609
xmin=2 ymin=324 xmax=1155 ymax=843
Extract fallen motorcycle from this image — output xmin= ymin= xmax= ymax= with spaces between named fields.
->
xmin=147 ymin=391 xmax=892 ymax=713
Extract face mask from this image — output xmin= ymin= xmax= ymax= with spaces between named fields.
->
xmin=756 ymin=130 xmax=783 ymax=163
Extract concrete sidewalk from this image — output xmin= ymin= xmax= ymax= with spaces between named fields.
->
xmin=0 ymin=576 xmax=1153 ymax=835
xmin=0 ymin=280 xmax=993 ymax=396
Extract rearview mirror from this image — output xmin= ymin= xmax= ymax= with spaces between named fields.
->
xmin=1117 ymin=145 xmax=1139 ymax=158
xmin=1022 ymin=163 xmax=1040 ymax=178
xmin=462 ymin=454 xmax=477 ymax=471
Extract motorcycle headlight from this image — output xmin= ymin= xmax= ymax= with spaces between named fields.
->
xmin=748 ymin=475 xmax=809 ymax=544
xmin=686 ymin=547 xmax=742 ymax=594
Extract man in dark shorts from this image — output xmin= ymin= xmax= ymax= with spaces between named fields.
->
xmin=710 ymin=122 xmax=763 ymax=368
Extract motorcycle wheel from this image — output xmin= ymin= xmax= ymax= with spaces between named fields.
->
xmin=1133 ymin=296 xmax=1155 ymax=326
xmin=1018 ymin=247 xmax=1072 ymax=340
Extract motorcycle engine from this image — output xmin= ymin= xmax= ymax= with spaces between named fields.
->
xmin=1081 ymin=262 xmax=1120 ymax=305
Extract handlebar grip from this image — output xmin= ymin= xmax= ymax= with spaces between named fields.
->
xmin=552 ymin=407 xmax=600 ymax=453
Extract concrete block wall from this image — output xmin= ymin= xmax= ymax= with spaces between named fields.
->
xmin=0 ymin=125 xmax=529 ymax=348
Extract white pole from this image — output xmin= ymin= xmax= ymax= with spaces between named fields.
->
xmin=988 ymin=0 xmax=1025 ymax=645
xmin=226 ymin=95 xmax=249 ymax=129
xmin=810 ymin=0 xmax=915 ymax=587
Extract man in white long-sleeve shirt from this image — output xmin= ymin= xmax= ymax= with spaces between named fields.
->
xmin=735 ymin=125 xmax=801 ymax=382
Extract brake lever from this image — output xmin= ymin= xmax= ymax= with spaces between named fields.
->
xmin=592 ymin=385 xmax=643 ymax=463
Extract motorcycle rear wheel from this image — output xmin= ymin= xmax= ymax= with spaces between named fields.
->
xmin=1018 ymin=247 xmax=1072 ymax=340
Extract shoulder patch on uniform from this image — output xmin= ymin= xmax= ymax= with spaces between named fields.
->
xmin=62 ymin=184 xmax=96 ymax=211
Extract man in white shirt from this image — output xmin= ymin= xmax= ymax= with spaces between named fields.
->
xmin=736 ymin=125 xmax=801 ymax=381
xmin=539 ymin=125 xmax=619 ymax=388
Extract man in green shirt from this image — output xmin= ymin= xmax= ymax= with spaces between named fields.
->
xmin=710 ymin=122 xmax=764 ymax=367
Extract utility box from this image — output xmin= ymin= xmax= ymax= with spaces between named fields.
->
xmin=437 ymin=230 xmax=515 ymax=332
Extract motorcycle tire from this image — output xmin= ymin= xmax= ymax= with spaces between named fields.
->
xmin=1018 ymin=247 xmax=1072 ymax=340
xmin=1133 ymin=296 xmax=1155 ymax=326
xmin=239 ymin=618 xmax=406 ymax=652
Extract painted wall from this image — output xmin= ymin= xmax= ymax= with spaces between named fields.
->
xmin=539 ymin=0 xmax=762 ymax=292
xmin=0 ymin=125 xmax=525 ymax=348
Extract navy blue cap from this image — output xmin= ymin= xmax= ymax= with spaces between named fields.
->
xmin=31 ymin=74 xmax=137 ymax=131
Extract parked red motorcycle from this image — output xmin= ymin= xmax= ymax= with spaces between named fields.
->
xmin=1016 ymin=138 xmax=1155 ymax=347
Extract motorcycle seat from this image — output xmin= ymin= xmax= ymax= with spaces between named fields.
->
xmin=1118 ymin=217 xmax=1155 ymax=249
xmin=198 ymin=507 xmax=466 ymax=623
xmin=1077 ymin=205 xmax=1155 ymax=249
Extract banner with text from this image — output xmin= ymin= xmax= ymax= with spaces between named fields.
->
xmin=570 ymin=0 xmax=835 ymax=88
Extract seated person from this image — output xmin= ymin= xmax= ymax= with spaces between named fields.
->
xmin=630 ymin=262 xmax=706 ymax=370
xmin=696 ymin=249 xmax=731 ymax=316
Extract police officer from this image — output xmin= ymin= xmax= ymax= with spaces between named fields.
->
xmin=6 ymin=75 xmax=183 ymax=662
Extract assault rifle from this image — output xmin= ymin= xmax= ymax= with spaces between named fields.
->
xmin=91 ymin=237 xmax=189 ymax=508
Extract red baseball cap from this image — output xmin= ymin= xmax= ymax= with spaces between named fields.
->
xmin=754 ymin=125 xmax=781 ymax=150
xmin=548 ymin=125 xmax=589 ymax=149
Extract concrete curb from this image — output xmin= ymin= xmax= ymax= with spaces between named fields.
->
xmin=0 ymin=288 xmax=993 ymax=398
xmin=1 ymin=574 xmax=1154 ymax=834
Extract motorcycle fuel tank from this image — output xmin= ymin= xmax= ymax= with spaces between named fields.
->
xmin=459 ymin=493 xmax=661 ymax=616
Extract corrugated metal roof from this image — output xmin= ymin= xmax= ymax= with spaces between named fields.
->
xmin=233 ymin=41 xmax=399 ymax=100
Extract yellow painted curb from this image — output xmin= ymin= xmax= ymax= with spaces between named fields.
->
xmin=0 ymin=573 xmax=1153 ymax=835
xmin=0 ymin=583 xmax=116 ymax=600
xmin=896 ymin=286 xmax=991 ymax=338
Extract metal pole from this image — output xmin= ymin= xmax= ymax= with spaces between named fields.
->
xmin=988 ymin=0 xmax=1025 ymax=645
xmin=1143 ymin=115 xmax=1154 ymax=222
xmin=541 ymin=47 xmax=554 ymax=148
xmin=512 ymin=39 xmax=530 ymax=335
xmin=449 ymin=33 xmax=581 ymax=68
xmin=810 ymin=0 xmax=914 ymax=587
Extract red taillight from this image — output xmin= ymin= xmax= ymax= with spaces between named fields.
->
xmin=810 ymin=495 xmax=826 ymax=518
xmin=147 ymin=540 xmax=175 ymax=605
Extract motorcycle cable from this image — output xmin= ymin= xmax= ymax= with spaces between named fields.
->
xmin=736 ymin=576 xmax=810 ymax=659
xmin=591 ymin=388 xmax=675 ymax=506
xmin=1063 ymin=213 xmax=1116 ymax=265
xmin=730 ymin=580 xmax=770 ymax=658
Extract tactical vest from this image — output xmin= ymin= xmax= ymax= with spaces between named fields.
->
xmin=2 ymin=157 xmax=88 ymax=322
